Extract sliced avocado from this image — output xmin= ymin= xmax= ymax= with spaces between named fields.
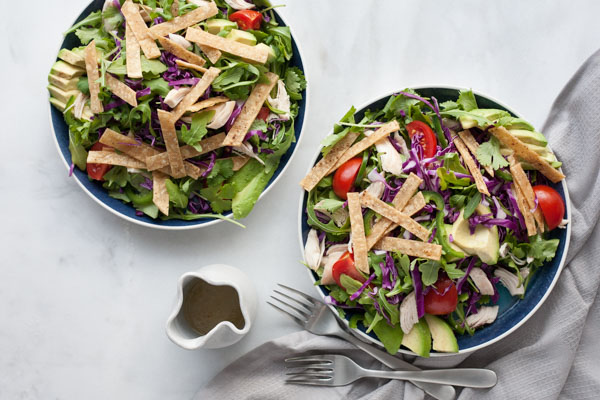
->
xmin=51 ymin=60 xmax=85 ymax=80
xmin=508 ymin=129 xmax=548 ymax=147
xmin=47 ymin=85 xmax=80 ymax=104
xmin=503 ymin=117 xmax=535 ymax=131
xmin=58 ymin=48 xmax=85 ymax=68
xmin=206 ymin=19 xmax=237 ymax=34
xmin=255 ymin=43 xmax=276 ymax=62
xmin=424 ymin=314 xmax=459 ymax=353
xmin=48 ymin=73 xmax=79 ymax=91
xmin=401 ymin=319 xmax=432 ymax=357
xmin=445 ymin=224 xmax=465 ymax=262
xmin=226 ymin=29 xmax=257 ymax=46
xmin=460 ymin=108 xmax=511 ymax=129
xmin=450 ymin=205 xmax=499 ymax=265
xmin=49 ymin=97 xmax=67 ymax=112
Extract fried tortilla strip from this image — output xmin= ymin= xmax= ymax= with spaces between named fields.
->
xmin=152 ymin=171 xmax=170 ymax=216
xmin=158 ymin=110 xmax=186 ymax=178
xmin=105 ymin=73 xmax=138 ymax=107
xmin=171 ymin=67 xmax=221 ymax=121
xmin=365 ymin=173 xmax=423 ymax=249
xmin=121 ymin=1 xmax=161 ymax=59
xmin=383 ymin=192 xmax=427 ymax=236
xmin=457 ymin=129 xmax=494 ymax=177
xmin=186 ymin=27 xmax=269 ymax=64
xmin=84 ymin=40 xmax=103 ymax=113
xmin=359 ymin=191 xmax=430 ymax=241
xmin=145 ymin=133 xmax=226 ymax=171
xmin=87 ymin=151 xmax=147 ymax=169
xmin=374 ymin=237 xmax=442 ymax=261
xmin=99 ymin=129 xmax=204 ymax=179
xmin=199 ymin=45 xmax=222 ymax=64
xmin=347 ymin=193 xmax=369 ymax=274
xmin=299 ymin=131 xmax=361 ymax=192
xmin=222 ymin=72 xmax=278 ymax=147
xmin=490 ymin=126 xmax=564 ymax=183
xmin=454 ymin=136 xmax=490 ymax=196
xmin=175 ymin=59 xmax=208 ymax=74
xmin=155 ymin=35 xmax=206 ymax=67
xmin=512 ymin=183 xmax=537 ymax=237
xmin=508 ymin=155 xmax=545 ymax=233
xmin=188 ymin=96 xmax=229 ymax=112
xmin=125 ymin=23 xmax=143 ymax=78
xmin=330 ymin=121 xmax=400 ymax=173
xmin=149 ymin=2 xmax=218 ymax=37
xmin=231 ymin=155 xmax=249 ymax=171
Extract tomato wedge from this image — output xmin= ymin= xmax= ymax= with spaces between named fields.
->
xmin=424 ymin=277 xmax=458 ymax=315
xmin=86 ymin=142 xmax=112 ymax=181
xmin=257 ymin=106 xmax=270 ymax=121
xmin=406 ymin=120 xmax=438 ymax=158
xmin=332 ymin=251 xmax=365 ymax=289
xmin=332 ymin=157 xmax=362 ymax=200
xmin=533 ymin=185 xmax=565 ymax=230
xmin=229 ymin=10 xmax=263 ymax=30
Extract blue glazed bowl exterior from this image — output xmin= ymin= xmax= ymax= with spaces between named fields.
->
xmin=50 ymin=0 xmax=307 ymax=229
xmin=298 ymin=87 xmax=571 ymax=356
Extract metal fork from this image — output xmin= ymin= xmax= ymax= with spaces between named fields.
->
xmin=268 ymin=284 xmax=456 ymax=400
xmin=286 ymin=354 xmax=497 ymax=388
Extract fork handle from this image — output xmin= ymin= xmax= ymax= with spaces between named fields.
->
xmin=336 ymin=330 xmax=456 ymax=400
xmin=366 ymin=368 xmax=497 ymax=388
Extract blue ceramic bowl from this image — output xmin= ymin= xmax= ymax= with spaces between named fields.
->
xmin=298 ymin=87 xmax=571 ymax=356
xmin=50 ymin=1 xmax=307 ymax=230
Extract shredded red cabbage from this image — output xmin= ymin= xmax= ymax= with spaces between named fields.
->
xmin=225 ymin=102 xmax=244 ymax=132
xmin=349 ymin=273 xmax=376 ymax=301
xmin=410 ymin=265 xmax=425 ymax=318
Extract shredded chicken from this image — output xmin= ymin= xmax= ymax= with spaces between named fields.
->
xmin=327 ymin=244 xmax=349 ymax=255
xmin=520 ymin=267 xmax=530 ymax=279
xmin=187 ymin=0 xmax=212 ymax=6
xmin=364 ymin=130 xmax=404 ymax=176
xmin=558 ymin=218 xmax=569 ymax=229
xmin=73 ymin=92 xmax=88 ymax=120
xmin=494 ymin=267 xmax=524 ymax=297
xmin=225 ymin=0 xmax=255 ymax=10
xmin=313 ymin=200 xmax=349 ymax=228
xmin=364 ymin=181 xmax=385 ymax=200
xmin=267 ymin=80 xmax=291 ymax=121
xmin=102 ymin=0 xmax=121 ymax=32
xmin=168 ymin=33 xmax=192 ymax=50
xmin=304 ymin=229 xmax=324 ymax=271
xmin=394 ymin=131 xmax=410 ymax=157
xmin=400 ymin=291 xmax=419 ymax=334
xmin=207 ymin=101 xmax=236 ymax=129
xmin=164 ymin=87 xmax=191 ymax=108
xmin=320 ymin=251 xmax=345 ymax=285
xmin=233 ymin=142 xmax=264 ymax=165
xmin=466 ymin=306 xmax=499 ymax=329
xmin=469 ymin=267 xmax=495 ymax=296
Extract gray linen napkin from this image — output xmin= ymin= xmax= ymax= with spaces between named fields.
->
xmin=194 ymin=50 xmax=600 ymax=400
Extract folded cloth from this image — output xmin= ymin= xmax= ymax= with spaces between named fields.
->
xmin=194 ymin=50 xmax=600 ymax=400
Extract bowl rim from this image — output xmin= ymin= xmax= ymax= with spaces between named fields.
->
xmin=49 ymin=1 xmax=309 ymax=231
xmin=296 ymin=85 xmax=572 ymax=357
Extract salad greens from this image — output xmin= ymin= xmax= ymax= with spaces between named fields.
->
xmin=303 ymin=89 xmax=565 ymax=356
xmin=49 ymin=0 xmax=305 ymax=222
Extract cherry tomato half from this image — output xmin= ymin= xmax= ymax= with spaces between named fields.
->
xmin=424 ymin=277 xmax=458 ymax=315
xmin=332 ymin=251 xmax=366 ymax=289
xmin=332 ymin=157 xmax=362 ymax=200
xmin=406 ymin=120 xmax=437 ymax=158
xmin=533 ymin=185 xmax=565 ymax=230
xmin=257 ymin=106 xmax=270 ymax=121
xmin=229 ymin=10 xmax=263 ymax=30
xmin=86 ymin=142 xmax=112 ymax=181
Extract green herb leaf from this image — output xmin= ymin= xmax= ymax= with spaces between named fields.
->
xmin=180 ymin=110 xmax=215 ymax=151
xmin=372 ymin=316 xmax=404 ymax=355
xmin=165 ymin=179 xmax=188 ymax=209
xmin=457 ymin=89 xmax=478 ymax=111
xmin=476 ymin=136 xmax=509 ymax=170
xmin=284 ymin=67 xmax=306 ymax=101
xmin=464 ymin=193 xmax=482 ymax=219
xmin=443 ymin=262 xmax=466 ymax=280
xmin=419 ymin=260 xmax=441 ymax=286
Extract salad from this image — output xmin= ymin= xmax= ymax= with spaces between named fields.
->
xmin=301 ymin=89 xmax=567 ymax=356
xmin=48 ymin=0 xmax=305 ymax=222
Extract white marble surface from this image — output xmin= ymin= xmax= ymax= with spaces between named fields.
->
xmin=2 ymin=0 xmax=600 ymax=398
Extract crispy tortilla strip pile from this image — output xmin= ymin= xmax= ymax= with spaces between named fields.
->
xmin=172 ymin=67 xmax=221 ymax=120
xmin=186 ymin=27 xmax=269 ymax=64
xmin=121 ymin=1 xmax=161 ymax=59
xmin=222 ymin=72 xmax=279 ymax=147
xmin=149 ymin=2 xmax=218 ymax=37
xmin=374 ymin=237 xmax=442 ymax=261
xmin=457 ymin=129 xmax=494 ymax=177
xmin=347 ymin=193 xmax=369 ymax=274
xmin=512 ymin=183 xmax=537 ymax=236
xmin=84 ymin=41 xmax=103 ymax=114
xmin=175 ymin=59 xmax=207 ymax=73
xmin=490 ymin=126 xmax=565 ymax=183
xmin=158 ymin=110 xmax=187 ymax=178
xmin=155 ymin=36 xmax=206 ymax=67
xmin=87 ymin=150 xmax=146 ymax=169
xmin=365 ymin=173 xmax=423 ymax=249
xmin=508 ymin=155 xmax=546 ymax=234
xmin=105 ymin=74 xmax=138 ymax=107
xmin=454 ymin=135 xmax=490 ymax=196
xmin=146 ymin=133 xmax=226 ymax=171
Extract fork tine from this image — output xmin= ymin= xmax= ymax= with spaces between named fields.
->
xmin=267 ymin=301 xmax=307 ymax=325
xmin=286 ymin=368 xmax=333 ymax=375
xmin=273 ymin=289 xmax=314 ymax=312
xmin=285 ymin=355 xmax=334 ymax=363
xmin=286 ymin=373 xmax=332 ymax=380
xmin=285 ymin=379 xmax=330 ymax=386
xmin=269 ymin=296 xmax=311 ymax=319
xmin=277 ymin=283 xmax=319 ymax=305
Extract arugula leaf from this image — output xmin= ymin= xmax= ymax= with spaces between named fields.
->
xmin=321 ymin=107 xmax=356 ymax=154
xmin=440 ymin=100 xmax=459 ymax=110
xmin=440 ymin=109 xmax=490 ymax=127
xmin=477 ymin=136 xmax=509 ymax=170
xmin=64 ymin=10 xmax=102 ymax=35
xmin=232 ymin=166 xmax=276 ymax=219
xmin=165 ymin=179 xmax=188 ymax=209
xmin=371 ymin=317 xmax=404 ymax=355
xmin=419 ymin=260 xmax=441 ymax=286
xmin=382 ymin=89 xmax=420 ymax=119
xmin=457 ymin=89 xmax=478 ymax=111
xmin=144 ymin=77 xmax=170 ymax=97
xmin=102 ymin=166 xmax=128 ymax=188
xmin=102 ymin=3 xmax=124 ymax=31
xmin=441 ymin=152 xmax=469 ymax=175
xmin=77 ymin=77 xmax=89 ymax=94
xmin=314 ymin=198 xmax=345 ymax=213
xmin=68 ymin=131 xmax=88 ymax=170
xmin=75 ymin=27 xmax=113 ymax=50
xmin=249 ymin=119 xmax=268 ymax=132
xmin=340 ymin=274 xmax=363 ymax=295
xmin=464 ymin=193 xmax=482 ymax=219
xmin=450 ymin=194 xmax=467 ymax=209
xmin=437 ymin=167 xmax=471 ymax=190
xmin=284 ymin=67 xmax=306 ymax=101
xmin=180 ymin=110 xmax=215 ymax=151
xmin=107 ymin=56 xmax=167 ymax=76
xmin=443 ymin=262 xmax=466 ymax=280
xmin=137 ymin=203 xmax=159 ymax=219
